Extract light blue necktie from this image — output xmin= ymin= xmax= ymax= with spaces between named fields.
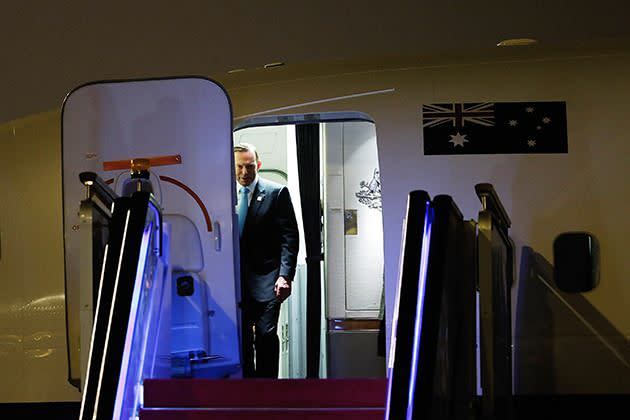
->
xmin=237 ymin=186 xmax=250 ymax=236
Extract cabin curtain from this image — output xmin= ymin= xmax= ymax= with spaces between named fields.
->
xmin=295 ymin=123 xmax=322 ymax=378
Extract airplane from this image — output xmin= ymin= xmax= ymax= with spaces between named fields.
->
xmin=0 ymin=2 xmax=629 ymax=418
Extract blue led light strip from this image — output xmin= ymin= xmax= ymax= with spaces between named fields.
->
xmin=113 ymin=220 xmax=153 ymax=419
xmin=406 ymin=201 xmax=433 ymax=419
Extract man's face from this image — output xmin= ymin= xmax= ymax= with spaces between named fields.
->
xmin=234 ymin=150 xmax=259 ymax=186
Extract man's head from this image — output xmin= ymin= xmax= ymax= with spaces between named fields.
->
xmin=234 ymin=143 xmax=261 ymax=187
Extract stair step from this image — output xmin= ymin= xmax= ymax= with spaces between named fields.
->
xmin=139 ymin=408 xmax=386 ymax=420
xmin=143 ymin=378 xmax=387 ymax=409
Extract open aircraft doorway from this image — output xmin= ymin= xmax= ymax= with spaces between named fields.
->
xmin=234 ymin=113 xmax=386 ymax=379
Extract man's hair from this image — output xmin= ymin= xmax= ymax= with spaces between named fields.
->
xmin=234 ymin=142 xmax=259 ymax=162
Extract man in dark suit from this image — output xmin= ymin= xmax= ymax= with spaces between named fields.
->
xmin=234 ymin=142 xmax=299 ymax=378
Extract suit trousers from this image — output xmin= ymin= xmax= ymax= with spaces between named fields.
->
xmin=241 ymin=298 xmax=281 ymax=378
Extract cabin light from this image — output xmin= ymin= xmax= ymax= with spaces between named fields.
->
xmin=263 ymin=62 xmax=285 ymax=69
xmin=497 ymin=38 xmax=538 ymax=47
xmin=227 ymin=68 xmax=246 ymax=74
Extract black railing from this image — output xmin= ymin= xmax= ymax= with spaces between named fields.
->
xmin=79 ymin=191 xmax=164 ymax=420
xmin=65 ymin=172 xmax=118 ymax=388
xmin=386 ymin=191 xmax=478 ymax=420
xmin=386 ymin=184 xmax=513 ymax=420
xmin=476 ymin=183 xmax=514 ymax=420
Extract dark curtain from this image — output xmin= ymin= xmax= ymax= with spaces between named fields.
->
xmin=295 ymin=123 xmax=322 ymax=378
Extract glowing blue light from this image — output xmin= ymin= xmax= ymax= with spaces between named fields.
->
xmin=406 ymin=201 xmax=433 ymax=419
xmin=113 ymin=220 xmax=152 ymax=419
xmin=384 ymin=199 xmax=433 ymax=420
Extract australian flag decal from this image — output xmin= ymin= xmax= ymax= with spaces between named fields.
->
xmin=422 ymin=102 xmax=568 ymax=155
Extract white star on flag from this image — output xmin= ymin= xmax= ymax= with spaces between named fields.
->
xmin=526 ymin=107 xmax=535 ymax=113
xmin=542 ymin=116 xmax=551 ymax=124
xmin=509 ymin=120 xmax=518 ymax=126
xmin=449 ymin=132 xmax=469 ymax=147
xmin=527 ymin=139 xmax=536 ymax=147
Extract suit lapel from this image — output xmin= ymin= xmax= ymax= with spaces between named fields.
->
xmin=247 ymin=180 xmax=266 ymax=221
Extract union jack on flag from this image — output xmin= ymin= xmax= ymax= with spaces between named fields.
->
xmin=422 ymin=103 xmax=495 ymax=129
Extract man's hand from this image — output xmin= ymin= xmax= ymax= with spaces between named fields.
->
xmin=274 ymin=276 xmax=292 ymax=302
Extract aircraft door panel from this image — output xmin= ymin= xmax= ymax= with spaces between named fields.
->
xmin=62 ymin=77 xmax=241 ymax=385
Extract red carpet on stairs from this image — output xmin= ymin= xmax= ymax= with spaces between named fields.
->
xmin=140 ymin=378 xmax=387 ymax=420
xmin=139 ymin=410 xmax=384 ymax=420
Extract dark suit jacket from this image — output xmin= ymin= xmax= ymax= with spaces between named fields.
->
xmin=240 ymin=177 xmax=299 ymax=302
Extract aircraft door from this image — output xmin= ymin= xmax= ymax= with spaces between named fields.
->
xmin=62 ymin=77 xmax=241 ymax=386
